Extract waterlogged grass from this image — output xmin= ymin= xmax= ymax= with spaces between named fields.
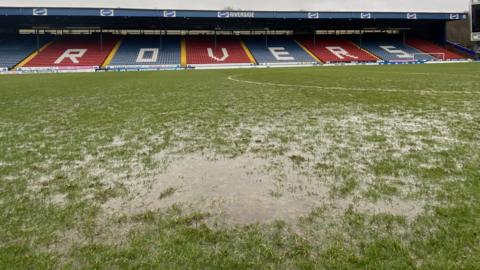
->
xmin=0 ymin=63 xmax=480 ymax=269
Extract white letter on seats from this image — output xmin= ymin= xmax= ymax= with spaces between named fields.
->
xmin=207 ymin=48 xmax=229 ymax=62
xmin=380 ymin=46 xmax=412 ymax=59
xmin=54 ymin=49 xmax=87 ymax=64
xmin=326 ymin=46 xmax=359 ymax=60
xmin=136 ymin=48 xmax=159 ymax=63
xmin=268 ymin=47 xmax=294 ymax=61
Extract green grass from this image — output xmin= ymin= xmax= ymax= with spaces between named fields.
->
xmin=1 ymin=63 xmax=480 ymax=269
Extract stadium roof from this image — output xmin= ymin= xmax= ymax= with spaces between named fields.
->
xmin=0 ymin=7 xmax=468 ymax=20
xmin=0 ymin=0 xmax=468 ymax=13
xmin=0 ymin=6 xmax=467 ymax=31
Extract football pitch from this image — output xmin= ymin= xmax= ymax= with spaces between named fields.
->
xmin=1 ymin=63 xmax=479 ymax=269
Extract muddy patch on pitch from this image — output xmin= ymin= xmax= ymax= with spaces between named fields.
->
xmin=102 ymin=153 xmax=424 ymax=225
xmin=103 ymin=154 xmax=330 ymax=224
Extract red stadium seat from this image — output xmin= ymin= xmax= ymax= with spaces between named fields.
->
xmin=186 ymin=36 xmax=252 ymax=65
xmin=406 ymin=38 xmax=464 ymax=60
xmin=24 ymin=35 xmax=118 ymax=67
xmin=296 ymin=37 xmax=378 ymax=63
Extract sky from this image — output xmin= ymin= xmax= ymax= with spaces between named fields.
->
xmin=0 ymin=0 xmax=470 ymax=13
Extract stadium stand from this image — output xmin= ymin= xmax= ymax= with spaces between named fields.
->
xmin=243 ymin=36 xmax=316 ymax=64
xmin=357 ymin=36 xmax=435 ymax=62
xmin=0 ymin=34 xmax=470 ymax=71
xmin=23 ymin=35 xmax=118 ymax=68
xmin=406 ymin=38 xmax=465 ymax=60
xmin=0 ymin=35 xmax=50 ymax=68
xmin=109 ymin=35 xmax=180 ymax=67
xmin=186 ymin=36 xmax=252 ymax=65
xmin=0 ymin=8 xmax=471 ymax=72
xmin=296 ymin=37 xmax=378 ymax=63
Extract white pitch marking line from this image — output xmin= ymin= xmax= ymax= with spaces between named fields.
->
xmin=227 ymin=74 xmax=478 ymax=95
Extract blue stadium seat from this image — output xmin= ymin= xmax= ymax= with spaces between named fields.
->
xmin=243 ymin=36 xmax=315 ymax=64
xmin=109 ymin=35 xmax=180 ymax=66
xmin=358 ymin=36 xmax=435 ymax=61
xmin=0 ymin=35 xmax=50 ymax=68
